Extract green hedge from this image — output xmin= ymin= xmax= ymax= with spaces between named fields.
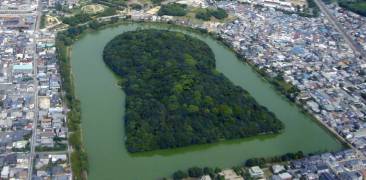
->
xmin=56 ymin=28 xmax=88 ymax=180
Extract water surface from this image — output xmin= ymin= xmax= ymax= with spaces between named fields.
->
xmin=70 ymin=23 xmax=344 ymax=180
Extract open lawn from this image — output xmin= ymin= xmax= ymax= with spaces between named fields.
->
xmin=81 ymin=4 xmax=106 ymax=14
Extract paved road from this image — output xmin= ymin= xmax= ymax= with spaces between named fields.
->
xmin=0 ymin=13 xmax=35 ymax=17
xmin=313 ymin=0 xmax=365 ymax=58
xmin=27 ymin=0 xmax=42 ymax=179
xmin=312 ymin=0 xmax=366 ymax=159
xmin=0 ymin=9 xmax=35 ymax=14
xmin=35 ymin=150 xmax=70 ymax=155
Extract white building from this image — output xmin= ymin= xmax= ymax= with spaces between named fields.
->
xmin=1 ymin=166 xmax=9 ymax=179
xmin=249 ymin=166 xmax=264 ymax=178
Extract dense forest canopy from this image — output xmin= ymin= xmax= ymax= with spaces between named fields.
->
xmin=103 ymin=30 xmax=284 ymax=152
xmin=158 ymin=3 xmax=188 ymax=16
xmin=195 ymin=8 xmax=228 ymax=21
xmin=338 ymin=0 xmax=366 ymax=17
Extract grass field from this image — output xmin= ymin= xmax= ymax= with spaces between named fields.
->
xmin=81 ymin=4 xmax=105 ymax=14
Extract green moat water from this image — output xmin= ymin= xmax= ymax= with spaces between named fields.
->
xmin=70 ymin=23 xmax=344 ymax=180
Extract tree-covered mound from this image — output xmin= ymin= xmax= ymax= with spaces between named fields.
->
xmin=103 ymin=29 xmax=284 ymax=152
xmin=339 ymin=0 xmax=366 ymax=17
xmin=158 ymin=3 xmax=188 ymax=16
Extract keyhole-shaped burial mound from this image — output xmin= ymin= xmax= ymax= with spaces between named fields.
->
xmin=102 ymin=29 xmax=284 ymax=153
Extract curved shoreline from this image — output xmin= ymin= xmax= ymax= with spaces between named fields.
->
xmin=57 ymin=19 xmax=345 ymax=179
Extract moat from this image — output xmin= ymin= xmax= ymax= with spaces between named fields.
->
xmin=70 ymin=23 xmax=343 ymax=180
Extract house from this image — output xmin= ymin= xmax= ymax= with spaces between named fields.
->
xmin=249 ymin=166 xmax=264 ymax=178
xmin=319 ymin=172 xmax=337 ymax=180
xmin=201 ymin=175 xmax=212 ymax=180
xmin=278 ymin=172 xmax=292 ymax=180
xmin=1 ymin=166 xmax=9 ymax=179
xmin=12 ymin=63 xmax=33 ymax=73
xmin=338 ymin=171 xmax=362 ymax=180
xmin=272 ymin=164 xmax=285 ymax=174
xmin=219 ymin=169 xmax=244 ymax=180
xmin=50 ymin=166 xmax=65 ymax=176
xmin=271 ymin=175 xmax=282 ymax=180
xmin=39 ymin=96 xmax=50 ymax=109
xmin=12 ymin=140 xmax=28 ymax=149
xmin=343 ymin=160 xmax=363 ymax=171
xmin=316 ymin=163 xmax=330 ymax=173
xmin=36 ymin=170 xmax=48 ymax=177
xmin=50 ymin=154 xmax=67 ymax=163
xmin=41 ymin=118 xmax=52 ymax=128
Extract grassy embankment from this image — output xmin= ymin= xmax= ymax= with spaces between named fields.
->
xmin=56 ymin=31 xmax=88 ymax=180
xmin=55 ymin=16 xmax=129 ymax=179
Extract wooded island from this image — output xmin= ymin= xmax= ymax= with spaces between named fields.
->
xmin=103 ymin=29 xmax=284 ymax=152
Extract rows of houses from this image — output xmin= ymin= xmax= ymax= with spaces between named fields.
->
xmin=327 ymin=4 xmax=366 ymax=55
xmin=35 ymin=31 xmax=68 ymax=152
xmin=0 ymin=0 xmax=72 ymax=177
xmin=0 ymin=23 xmax=37 ymax=179
xmin=218 ymin=1 xmax=366 ymax=157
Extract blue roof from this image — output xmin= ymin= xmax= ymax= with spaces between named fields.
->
xmin=13 ymin=63 xmax=32 ymax=71
xmin=292 ymin=46 xmax=305 ymax=55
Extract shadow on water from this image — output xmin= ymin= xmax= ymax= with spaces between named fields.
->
xmin=130 ymin=132 xmax=281 ymax=157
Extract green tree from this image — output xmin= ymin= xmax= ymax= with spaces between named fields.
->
xmin=188 ymin=167 xmax=204 ymax=177
xmin=158 ymin=3 xmax=187 ymax=16
xmin=203 ymin=167 xmax=214 ymax=175
xmin=103 ymin=30 xmax=283 ymax=152
xmin=173 ymin=170 xmax=188 ymax=180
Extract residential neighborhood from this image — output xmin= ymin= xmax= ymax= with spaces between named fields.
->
xmin=217 ymin=1 xmax=366 ymax=155
xmin=0 ymin=0 xmax=71 ymax=179
xmin=0 ymin=0 xmax=366 ymax=178
xmin=226 ymin=149 xmax=366 ymax=180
